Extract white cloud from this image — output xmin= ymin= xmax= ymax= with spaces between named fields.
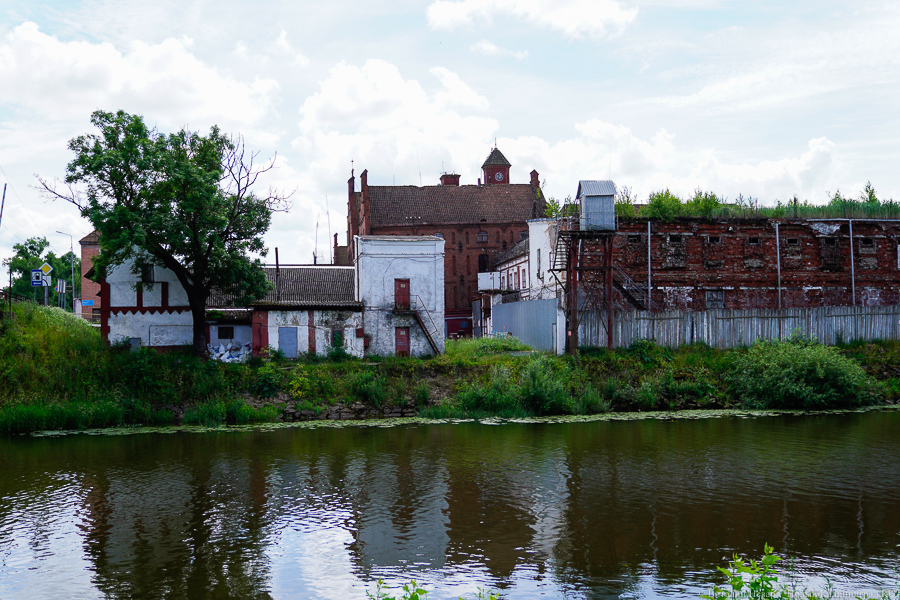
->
xmin=426 ymin=0 xmax=638 ymax=38
xmin=0 ymin=22 xmax=279 ymax=129
xmin=273 ymin=29 xmax=310 ymax=67
xmin=501 ymin=121 xmax=842 ymax=205
xmin=470 ymin=40 xmax=528 ymax=60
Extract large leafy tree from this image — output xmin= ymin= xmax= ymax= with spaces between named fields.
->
xmin=2 ymin=237 xmax=80 ymax=307
xmin=40 ymin=110 xmax=289 ymax=354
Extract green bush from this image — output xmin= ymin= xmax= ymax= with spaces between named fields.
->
xmin=456 ymin=365 xmax=524 ymax=417
xmin=413 ymin=383 xmax=430 ymax=407
xmin=520 ymin=356 xmax=568 ymax=415
xmin=645 ymin=189 xmax=682 ymax=221
xmin=730 ymin=335 xmax=883 ymax=409
xmin=349 ymin=371 xmax=388 ymax=407
xmin=183 ymin=401 xmax=227 ymax=427
xmin=252 ymin=363 xmax=284 ymax=398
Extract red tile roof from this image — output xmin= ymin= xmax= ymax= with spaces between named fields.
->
xmin=368 ymin=184 xmax=544 ymax=227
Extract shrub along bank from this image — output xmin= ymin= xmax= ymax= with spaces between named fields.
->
xmin=0 ymin=303 xmax=896 ymax=434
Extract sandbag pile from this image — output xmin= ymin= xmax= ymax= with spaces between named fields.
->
xmin=207 ymin=342 xmax=251 ymax=363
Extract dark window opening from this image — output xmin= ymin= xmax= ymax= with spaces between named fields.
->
xmin=786 ymin=238 xmax=799 ymax=246
xmin=862 ymin=237 xmax=874 ymax=246
xmin=140 ymin=264 xmax=154 ymax=283
xmin=502 ymin=241 xmax=507 ymax=250
xmin=478 ymin=254 xmax=489 ymax=272
xmin=669 ymin=235 xmax=683 ymax=244
xmin=708 ymin=236 xmax=721 ymax=245
xmin=748 ymin=237 xmax=760 ymax=245
xmin=331 ymin=329 xmax=344 ymax=348
xmin=218 ymin=326 xmax=234 ymax=340
xmin=824 ymin=238 xmax=837 ymax=246
xmin=628 ymin=235 xmax=641 ymax=244
xmin=706 ymin=290 xmax=725 ymax=309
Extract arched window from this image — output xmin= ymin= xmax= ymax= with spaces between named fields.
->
xmin=466 ymin=231 xmax=470 ymax=244
xmin=477 ymin=231 xmax=488 ymax=244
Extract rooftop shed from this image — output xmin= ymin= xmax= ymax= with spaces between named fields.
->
xmin=576 ymin=180 xmax=617 ymax=231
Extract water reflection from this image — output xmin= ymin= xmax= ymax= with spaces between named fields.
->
xmin=0 ymin=412 xmax=898 ymax=599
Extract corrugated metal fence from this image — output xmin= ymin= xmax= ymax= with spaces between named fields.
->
xmin=493 ymin=299 xmax=560 ymax=352
xmin=579 ymin=306 xmax=900 ymax=348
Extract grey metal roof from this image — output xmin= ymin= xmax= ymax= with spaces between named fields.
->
xmin=577 ymin=180 xmax=617 ymax=198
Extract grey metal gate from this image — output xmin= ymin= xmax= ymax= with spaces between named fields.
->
xmin=492 ymin=299 xmax=559 ymax=352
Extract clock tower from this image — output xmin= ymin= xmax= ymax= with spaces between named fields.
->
xmin=481 ymin=147 xmax=511 ymax=185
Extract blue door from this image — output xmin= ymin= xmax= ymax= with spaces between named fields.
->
xmin=278 ymin=327 xmax=298 ymax=358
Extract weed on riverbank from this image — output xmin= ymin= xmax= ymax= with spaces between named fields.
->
xmin=0 ymin=303 xmax=895 ymax=433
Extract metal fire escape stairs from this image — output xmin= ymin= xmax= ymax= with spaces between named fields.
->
xmin=550 ymin=203 xmax=656 ymax=312
xmin=410 ymin=295 xmax=442 ymax=355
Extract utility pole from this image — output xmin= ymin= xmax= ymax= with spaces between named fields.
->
xmin=0 ymin=184 xmax=6 ymax=230
xmin=57 ymin=231 xmax=75 ymax=312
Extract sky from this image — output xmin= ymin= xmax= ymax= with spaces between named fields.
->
xmin=1 ymin=0 xmax=899 ymax=274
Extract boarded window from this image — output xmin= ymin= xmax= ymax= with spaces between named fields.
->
xmin=821 ymin=237 xmax=842 ymax=270
xmin=218 ymin=326 xmax=234 ymax=340
xmin=706 ymin=290 xmax=724 ymax=309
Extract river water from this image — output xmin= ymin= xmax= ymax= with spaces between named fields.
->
xmin=1 ymin=410 xmax=899 ymax=599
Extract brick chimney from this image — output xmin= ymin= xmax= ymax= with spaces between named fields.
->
xmin=360 ymin=169 xmax=369 ymax=235
xmin=440 ymin=173 xmax=460 ymax=186
xmin=530 ymin=169 xmax=540 ymax=188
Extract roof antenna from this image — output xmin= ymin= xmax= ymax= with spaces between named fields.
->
xmin=351 ymin=159 xmax=355 ymax=192
xmin=414 ymin=144 xmax=422 ymax=186
xmin=314 ymin=214 xmax=319 ymax=264
xmin=325 ymin=195 xmax=332 ymax=263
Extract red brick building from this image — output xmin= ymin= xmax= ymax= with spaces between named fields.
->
xmin=581 ymin=217 xmax=900 ymax=311
xmin=339 ymin=147 xmax=546 ymax=336
xmin=79 ymin=230 xmax=103 ymax=322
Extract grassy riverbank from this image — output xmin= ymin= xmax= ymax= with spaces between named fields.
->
xmin=1 ymin=302 xmax=897 ymax=434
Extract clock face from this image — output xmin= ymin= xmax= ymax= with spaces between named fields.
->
xmin=494 ymin=172 xmax=503 ymax=181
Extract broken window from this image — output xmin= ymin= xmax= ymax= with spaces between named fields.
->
xmin=706 ymin=290 xmax=725 ymax=309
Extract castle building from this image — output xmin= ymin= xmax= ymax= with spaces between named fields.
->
xmin=338 ymin=147 xmax=546 ymax=337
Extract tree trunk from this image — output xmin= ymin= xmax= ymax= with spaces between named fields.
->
xmin=191 ymin=303 xmax=207 ymax=356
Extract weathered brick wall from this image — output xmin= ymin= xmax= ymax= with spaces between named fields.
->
xmin=576 ymin=218 xmax=900 ymax=311
xmin=80 ymin=241 xmax=102 ymax=320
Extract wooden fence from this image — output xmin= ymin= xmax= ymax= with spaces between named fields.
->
xmin=579 ymin=305 xmax=900 ymax=348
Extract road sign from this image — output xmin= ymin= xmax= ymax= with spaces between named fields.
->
xmin=40 ymin=262 xmax=53 ymax=275
xmin=42 ymin=275 xmax=51 ymax=287
xmin=56 ymin=280 xmax=66 ymax=294
xmin=31 ymin=270 xmax=43 ymax=287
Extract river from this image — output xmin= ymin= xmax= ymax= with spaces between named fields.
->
xmin=1 ymin=410 xmax=899 ymax=599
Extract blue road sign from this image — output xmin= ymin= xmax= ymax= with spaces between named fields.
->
xmin=31 ymin=270 xmax=42 ymax=287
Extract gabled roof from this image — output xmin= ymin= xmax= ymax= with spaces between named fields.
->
xmin=209 ymin=266 xmax=360 ymax=309
xmin=577 ymin=180 xmax=617 ymax=198
xmin=482 ymin=148 xmax=511 ymax=168
xmin=79 ymin=230 xmax=100 ymax=244
xmin=368 ymin=184 xmax=544 ymax=227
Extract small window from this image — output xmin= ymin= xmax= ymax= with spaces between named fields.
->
xmin=477 ymin=231 xmax=488 ymax=244
xmin=708 ymin=236 xmax=721 ymax=245
xmin=748 ymin=237 xmax=760 ymax=245
xmin=536 ymin=249 xmax=541 ymax=272
xmin=823 ymin=238 xmax=837 ymax=246
xmin=628 ymin=235 xmax=641 ymax=244
xmin=862 ymin=237 xmax=874 ymax=246
xmin=218 ymin=326 xmax=234 ymax=340
xmin=331 ymin=329 xmax=344 ymax=348
xmin=786 ymin=238 xmax=799 ymax=246
xmin=706 ymin=290 xmax=724 ymax=309
xmin=669 ymin=235 xmax=683 ymax=244
xmin=502 ymin=241 xmax=507 ymax=250
xmin=140 ymin=264 xmax=154 ymax=283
